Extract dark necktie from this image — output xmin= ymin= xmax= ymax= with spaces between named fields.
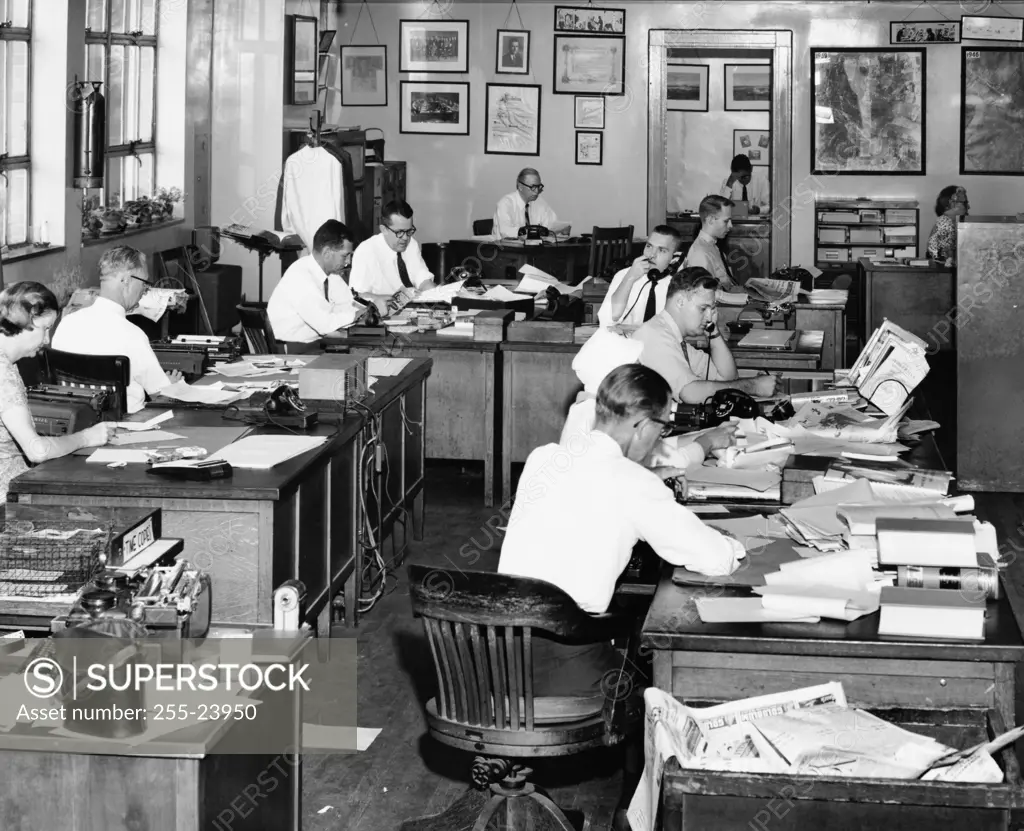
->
xmin=643 ymin=270 xmax=666 ymax=322
xmin=396 ymin=251 xmax=413 ymax=288
xmin=741 ymin=183 xmax=748 ymax=201
xmin=717 ymin=241 xmax=736 ymax=285
xmin=525 ymin=201 xmax=531 ymax=227
xmin=323 ymin=277 xmax=330 ymax=301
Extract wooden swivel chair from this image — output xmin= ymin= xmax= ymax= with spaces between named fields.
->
xmin=235 ymin=302 xmax=281 ymax=354
xmin=403 ymin=565 xmax=635 ymax=831
xmin=41 ymin=348 xmax=130 ymax=421
xmin=587 ymin=225 xmax=635 ymax=282
xmin=472 ymin=218 xmax=494 ymax=236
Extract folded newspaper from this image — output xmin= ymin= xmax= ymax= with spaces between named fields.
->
xmin=847 ymin=320 xmax=929 ymax=416
xmin=744 ymin=278 xmax=801 ymax=307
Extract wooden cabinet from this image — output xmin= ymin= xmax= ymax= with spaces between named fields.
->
xmin=857 ymin=258 xmax=955 ymax=350
xmin=368 ymin=161 xmax=407 ymax=229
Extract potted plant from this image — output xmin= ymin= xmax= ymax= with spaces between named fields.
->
xmin=123 ymin=197 xmax=154 ymax=228
xmin=152 ymin=186 xmax=185 ymax=221
xmin=81 ymin=193 xmax=103 ymax=238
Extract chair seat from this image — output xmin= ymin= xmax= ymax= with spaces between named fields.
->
xmin=427 ymin=693 xmax=603 ymax=726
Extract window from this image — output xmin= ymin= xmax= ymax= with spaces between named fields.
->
xmin=0 ymin=0 xmax=31 ymax=248
xmin=85 ymin=0 xmax=158 ymax=208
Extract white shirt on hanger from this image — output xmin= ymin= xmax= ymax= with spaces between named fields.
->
xmin=281 ymin=145 xmax=345 ymax=251
xmin=268 ymin=255 xmax=362 ymax=344
xmin=349 ymin=233 xmax=434 ymax=296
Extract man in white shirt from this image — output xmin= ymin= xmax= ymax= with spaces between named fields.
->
xmin=52 ymin=246 xmax=179 ymax=414
xmin=268 ymin=219 xmax=365 ymax=345
xmin=492 ymin=168 xmax=558 ymax=239
xmin=682 ymin=194 xmax=738 ymax=290
xmin=719 ymin=153 xmax=770 ymax=215
xmin=633 ymin=267 xmax=778 ymax=405
xmin=596 ymin=225 xmax=682 ymax=327
xmin=349 ymin=200 xmax=434 ymax=307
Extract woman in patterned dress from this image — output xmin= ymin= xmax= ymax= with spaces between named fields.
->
xmin=0 ymin=282 xmax=114 ymax=503
xmin=927 ymin=185 xmax=969 ymax=266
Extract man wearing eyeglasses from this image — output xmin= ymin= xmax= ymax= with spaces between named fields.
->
xmin=52 ymin=246 xmax=180 ymax=414
xmin=492 ymin=168 xmax=559 ymax=239
xmin=349 ymin=199 xmax=434 ymax=307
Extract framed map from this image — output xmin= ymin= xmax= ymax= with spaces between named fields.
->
xmin=811 ymin=48 xmax=926 ymax=175
xmin=960 ymin=48 xmax=1024 ymax=175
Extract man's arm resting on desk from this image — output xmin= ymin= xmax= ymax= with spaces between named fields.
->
xmin=679 ymin=372 xmax=778 ymax=405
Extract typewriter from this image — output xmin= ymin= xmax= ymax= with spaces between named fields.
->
xmin=27 ymin=385 xmax=106 ymax=436
xmin=151 ymin=335 xmax=243 ymax=380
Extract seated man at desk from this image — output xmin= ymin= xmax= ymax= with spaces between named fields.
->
xmin=499 ymin=362 xmax=744 ymax=679
xmin=683 ymin=194 xmax=738 ymax=290
xmin=633 ymin=267 xmax=778 ymax=405
xmin=52 ymin=246 xmax=180 ymax=414
xmin=268 ymin=219 xmax=365 ymax=345
xmin=492 ymin=167 xmax=558 ymax=239
xmin=349 ymin=200 xmax=434 ymax=306
xmin=596 ymin=225 xmax=682 ymax=327
xmin=719 ymin=153 xmax=769 ymax=215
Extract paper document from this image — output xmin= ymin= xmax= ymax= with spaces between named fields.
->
xmin=414 ymin=280 xmax=464 ymax=304
xmin=108 ymin=430 xmax=185 ymax=447
xmin=479 ymin=285 xmax=529 ymax=302
xmin=111 ymin=411 xmax=175 ymax=431
xmin=515 ymin=265 xmax=587 ymax=295
xmin=687 ymin=465 xmax=781 ymax=493
xmin=208 ymin=435 xmax=329 ymax=469
xmin=86 ymin=448 xmax=151 ymax=464
xmin=160 ymin=381 xmax=245 ymax=405
xmin=366 ymin=357 xmax=412 ymax=377
xmin=694 ymin=597 xmax=820 ymax=623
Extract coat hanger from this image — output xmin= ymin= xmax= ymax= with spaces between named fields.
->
xmin=308 ymin=109 xmax=324 ymax=147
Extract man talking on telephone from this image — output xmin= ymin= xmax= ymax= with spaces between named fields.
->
xmin=633 ymin=266 xmax=778 ymax=405
xmin=492 ymin=168 xmax=558 ymax=239
xmin=597 ymin=225 xmax=682 ymax=327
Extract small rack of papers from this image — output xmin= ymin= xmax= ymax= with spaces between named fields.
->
xmin=848 ymin=319 xmax=930 ymax=416
xmin=627 ymin=682 xmax=1011 ymax=831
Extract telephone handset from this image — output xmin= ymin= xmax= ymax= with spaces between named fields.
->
xmin=520 ymin=224 xmax=552 ymax=240
xmin=647 ymin=250 xmax=684 ymax=282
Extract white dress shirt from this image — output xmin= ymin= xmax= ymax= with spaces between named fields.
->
xmin=268 ymin=254 xmax=362 ymax=344
xmin=349 ymin=233 xmax=434 ymax=296
xmin=281 ymin=146 xmax=345 ymax=251
xmin=492 ymin=191 xmax=558 ymax=239
xmin=683 ymin=230 xmax=734 ymax=290
xmin=596 ymin=266 xmax=671 ymax=327
xmin=498 ymin=430 xmax=742 ymax=613
xmin=633 ymin=310 xmax=727 ymax=400
xmin=719 ymin=172 xmax=770 ymax=211
xmin=51 ymin=296 xmax=171 ymax=414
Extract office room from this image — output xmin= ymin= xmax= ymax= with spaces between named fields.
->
xmin=1 ymin=0 xmax=1024 ymax=828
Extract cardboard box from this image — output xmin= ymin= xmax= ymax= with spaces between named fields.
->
xmin=472 ymin=309 xmax=514 ymax=342
xmin=298 ymin=354 xmax=368 ymax=405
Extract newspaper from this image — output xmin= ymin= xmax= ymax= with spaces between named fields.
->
xmin=744 ymin=278 xmax=801 ymax=307
xmin=848 ymin=320 xmax=929 ymax=415
xmin=627 ymin=683 xmax=846 ymax=831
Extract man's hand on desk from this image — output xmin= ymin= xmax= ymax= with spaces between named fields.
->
xmin=747 ymin=372 xmax=779 ymax=398
xmin=694 ymin=423 xmax=739 ymax=456
xmin=166 ymin=370 xmax=184 ymax=384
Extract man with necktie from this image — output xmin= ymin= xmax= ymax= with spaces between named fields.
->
xmin=682 ymin=194 xmax=740 ymax=291
xmin=492 ymin=168 xmax=559 ymax=239
xmin=719 ymin=153 xmax=769 ymax=215
xmin=596 ymin=225 xmax=683 ymax=327
xmin=349 ymin=199 xmax=435 ymax=307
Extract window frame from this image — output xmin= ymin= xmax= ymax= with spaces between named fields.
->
xmin=84 ymin=0 xmax=160 ymax=207
xmin=0 ymin=1 xmax=33 ymax=249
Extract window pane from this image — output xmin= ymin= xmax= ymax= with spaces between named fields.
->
xmin=86 ymin=0 xmax=106 ymax=32
xmin=108 ymin=44 xmax=124 ymax=145
xmin=139 ymin=0 xmax=156 ymax=36
xmin=137 ymin=151 xmax=154 ymax=200
xmin=0 ymin=42 xmax=6 ymax=157
xmin=106 ymin=158 xmax=122 ymax=208
xmin=4 ymin=167 xmax=29 ymax=246
xmin=2 ymin=0 xmax=29 ymax=28
xmin=138 ymin=46 xmax=154 ymax=142
xmin=110 ymin=0 xmax=128 ymax=33
xmin=7 ymin=41 xmax=28 ymax=157
xmin=85 ymin=43 xmax=106 ymax=85
xmin=124 ymin=45 xmax=139 ymax=141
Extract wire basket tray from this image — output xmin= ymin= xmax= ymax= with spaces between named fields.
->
xmin=0 ymin=521 xmax=111 ymax=598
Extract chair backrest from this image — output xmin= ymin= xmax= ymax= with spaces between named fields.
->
xmin=472 ymin=218 xmax=494 ymax=236
xmin=42 ymin=348 xmax=130 ymax=420
xmin=236 ymin=302 xmax=280 ymax=354
xmin=408 ymin=565 xmax=627 ymax=733
xmin=588 ymin=225 xmax=635 ymax=281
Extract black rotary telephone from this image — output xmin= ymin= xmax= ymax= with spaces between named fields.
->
xmin=671 ymin=388 xmax=760 ymax=430
xmin=519 ymin=224 xmax=552 ymax=240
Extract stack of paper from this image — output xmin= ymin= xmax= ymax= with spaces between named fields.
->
xmin=414 ymin=279 xmax=465 ymax=305
xmin=744 ymin=278 xmax=801 ymax=306
xmin=515 ymin=265 xmax=590 ymax=295
xmin=848 ymin=320 xmax=929 ymax=415
xmin=207 ymin=435 xmax=328 ymax=469
xmin=802 ymin=288 xmax=848 ymax=306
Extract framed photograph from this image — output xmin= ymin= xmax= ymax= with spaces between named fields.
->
xmin=574 ymin=95 xmax=605 ymax=129
xmin=554 ymin=5 xmax=625 ymax=35
xmin=733 ymin=129 xmax=770 ymax=167
xmin=961 ymin=15 xmax=1024 ymax=42
xmin=811 ymin=48 xmax=926 ymax=175
xmin=399 ymin=19 xmax=469 ymax=74
xmin=485 ymin=84 xmax=541 ymax=156
xmin=286 ymin=14 xmax=318 ymax=105
xmin=576 ymin=130 xmax=603 ymax=165
xmin=399 ymin=81 xmax=470 ymax=136
xmin=496 ymin=29 xmax=530 ymax=75
xmin=890 ymin=21 xmax=961 ymax=44
xmin=553 ymin=34 xmax=625 ymax=95
xmin=340 ymin=45 xmax=388 ymax=107
xmin=724 ymin=64 xmax=771 ymax=111
xmin=666 ymin=63 xmax=708 ymax=112
xmin=961 ymin=48 xmax=1024 ymax=174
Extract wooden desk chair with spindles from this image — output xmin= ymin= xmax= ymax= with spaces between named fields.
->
xmin=587 ymin=225 xmax=635 ymax=282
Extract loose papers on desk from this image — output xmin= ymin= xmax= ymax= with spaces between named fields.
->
xmin=413 ymin=279 xmax=465 ymax=305
xmin=207 ymin=435 xmax=328 ymax=469
xmin=515 ymin=265 xmax=591 ymax=296
xmin=160 ymin=380 xmax=245 ymax=405
xmin=848 ymin=320 xmax=929 ymax=415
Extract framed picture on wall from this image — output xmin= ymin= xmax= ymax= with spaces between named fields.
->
xmin=733 ymin=129 xmax=770 ymax=167
xmin=576 ymin=130 xmax=603 ymax=165
xmin=890 ymin=21 xmax=961 ymax=44
xmin=960 ymin=48 xmax=1024 ymax=174
xmin=554 ymin=5 xmax=626 ymax=35
xmin=553 ymin=35 xmax=625 ymax=95
xmin=496 ymin=29 xmax=530 ymax=74
xmin=485 ymin=83 xmax=541 ymax=156
xmin=811 ymin=48 xmax=926 ymax=175
xmin=340 ymin=45 xmax=388 ymax=107
xmin=286 ymin=14 xmax=318 ymax=105
xmin=574 ymin=95 xmax=605 ymax=129
xmin=666 ymin=63 xmax=708 ymax=111
xmin=724 ymin=64 xmax=770 ymax=111
xmin=400 ymin=81 xmax=471 ymax=136
xmin=399 ymin=19 xmax=470 ymax=74
xmin=961 ymin=15 xmax=1024 ymax=42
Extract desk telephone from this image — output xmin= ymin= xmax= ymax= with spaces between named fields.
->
xmin=518 ymin=224 xmax=551 ymax=240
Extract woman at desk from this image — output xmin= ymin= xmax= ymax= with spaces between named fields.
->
xmin=0 ymin=282 xmax=114 ymax=502
xmin=927 ymin=185 xmax=969 ymax=266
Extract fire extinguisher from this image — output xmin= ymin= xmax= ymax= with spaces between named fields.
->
xmin=71 ymin=80 xmax=105 ymax=189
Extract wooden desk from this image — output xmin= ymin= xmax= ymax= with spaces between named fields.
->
xmin=716 ymin=301 xmax=847 ymax=370
xmin=331 ymin=336 xmax=498 ymax=507
xmin=444 ymin=237 xmax=644 ymax=284
xmin=857 ymin=258 xmax=955 ymax=351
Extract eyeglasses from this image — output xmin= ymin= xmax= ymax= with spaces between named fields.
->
xmin=128 ymin=274 xmax=152 ymax=286
xmin=633 ymin=415 xmax=676 ymax=439
xmin=385 ymin=225 xmax=416 ymax=240
xmin=517 ymin=181 xmax=544 ymax=194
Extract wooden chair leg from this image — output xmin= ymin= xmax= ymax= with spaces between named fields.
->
xmin=529 ymin=791 xmax=578 ymax=831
